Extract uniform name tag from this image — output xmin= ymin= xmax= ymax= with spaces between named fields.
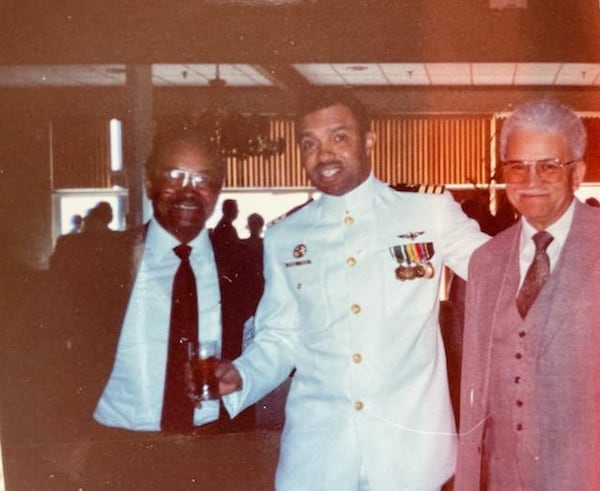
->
xmin=285 ymin=259 xmax=312 ymax=268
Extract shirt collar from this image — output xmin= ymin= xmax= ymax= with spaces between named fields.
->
xmin=520 ymin=197 xmax=577 ymax=250
xmin=318 ymin=172 xmax=377 ymax=217
xmin=146 ymin=217 xmax=208 ymax=262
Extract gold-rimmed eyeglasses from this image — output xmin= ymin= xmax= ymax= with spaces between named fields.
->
xmin=500 ymin=158 xmax=578 ymax=184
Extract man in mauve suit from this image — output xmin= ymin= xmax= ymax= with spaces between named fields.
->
xmin=455 ymin=100 xmax=600 ymax=490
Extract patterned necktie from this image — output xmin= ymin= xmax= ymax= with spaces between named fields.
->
xmin=516 ymin=231 xmax=554 ymax=318
xmin=161 ymin=244 xmax=198 ymax=433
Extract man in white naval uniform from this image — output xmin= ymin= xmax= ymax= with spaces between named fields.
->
xmin=217 ymin=90 xmax=489 ymax=490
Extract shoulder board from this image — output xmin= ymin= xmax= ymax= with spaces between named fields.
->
xmin=267 ymin=198 xmax=314 ymax=228
xmin=390 ymin=183 xmax=445 ymax=194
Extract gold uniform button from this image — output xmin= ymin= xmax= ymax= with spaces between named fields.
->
xmin=352 ymin=353 xmax=362 ymax=363
xmin=351 ymin=304 xmax=361 ymax=314
xmin=344 ymin=216 xmax=354 ymax=225
xmin=346 ymin=257 xmax=357 ymax=267
xmin=354 ymin=400 xmax=364 ymax=411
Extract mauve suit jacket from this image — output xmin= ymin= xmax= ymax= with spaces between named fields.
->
xmin=455 ymin=200 xmax=600 ymax=490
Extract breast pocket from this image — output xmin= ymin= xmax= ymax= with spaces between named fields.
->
xmin=383 ymin=241 xmax=440 ymax=317
xmin=281 ymin=257 xmax=333 ymax=342
xmin=282 ymin=257 xmax=322 ymax=309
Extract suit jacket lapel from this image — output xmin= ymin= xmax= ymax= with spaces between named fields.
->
xmin=535 ymin=201 xmax=592 ymax=348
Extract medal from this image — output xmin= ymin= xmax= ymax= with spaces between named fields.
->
xmin=404 ymin=265 xmax=417 ymax=280
xmin=390 ymin=242 xmax=436 ymax=281
xmin=395 ymin=264 xmax=410 ymax=281
xmin=423 ymin=262 xmax=435 ymax=278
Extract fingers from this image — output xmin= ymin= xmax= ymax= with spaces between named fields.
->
xmin=216 ymin=360 xmax=243 ymax=395
xmin=214 ymin=360 xmax=233 ymax=378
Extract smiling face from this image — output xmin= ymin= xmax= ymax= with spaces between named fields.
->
xmin=504 ymin=128 xmax=586 ymax=231
xmin=297 ymin=104 xmax=375 ymax=196
xmin=146 ymin=141 xmax=223 ymax=243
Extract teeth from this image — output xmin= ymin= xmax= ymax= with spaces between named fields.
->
xmin=321 ymin=168 xmax=339 ymax=178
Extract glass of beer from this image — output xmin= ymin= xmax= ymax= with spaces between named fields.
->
xmin=190 ymin=340 xmax=220 ymax=401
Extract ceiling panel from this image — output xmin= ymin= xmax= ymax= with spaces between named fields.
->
xmin=513 ymin=63 xmax=562 ymax=85
xmin=380 ymin=64 xmax=430 ymax=85
xmin=333 ymin=64 xmax=388 ymax=85
xmin=425 ymin=63 xmax=472 ymax=85
xmin=471 ymin=63 xmax=516 ymax=85
xmin=153 ymin=64 xmax=273 ymax=86
xmin=292 ymin=64 xmax=341 ymax=84
xmin=2 ymin=62 xmax=600 ymax=88
xmin=554 ymin=63 xmax=600 ymax=86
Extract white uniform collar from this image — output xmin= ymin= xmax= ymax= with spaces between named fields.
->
xmin=319 ymin=172 xmax=377 ymax=217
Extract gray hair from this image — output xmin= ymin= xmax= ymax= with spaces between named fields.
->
xmin=500 ymin=99 xmax=587 ymax=161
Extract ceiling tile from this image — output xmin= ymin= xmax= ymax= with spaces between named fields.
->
xmin=332 ymin=64 xmax=386 ymax=85
xmin=554 ymin=63 xmax=600 ymax=86
xmin=425 ymin=63 xmax=471 ymax=85
xmin=152 ymin=64 xmax=272 ymax=86
xmin=472 ymin=63 xmax=516 ymax=85
xmin=514 ymin=63 xmax=562 ymax=85
xmin=380 ymin=64 xmax=429 ymax=85
xmin=293 ymin=64 xmax=343 ymax=84
xmin=2 ymin=62 xmax=600 ymax=88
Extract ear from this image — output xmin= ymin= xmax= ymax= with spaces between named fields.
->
xmin=364 ymin=131 xmax=376 ymax=156
xmin=146 ymin=176 xmax=156 ymax=200
xmin=572 ymin=160 xmax=586 ymax=190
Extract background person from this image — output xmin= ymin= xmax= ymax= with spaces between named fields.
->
xmin=239 ymin=212 xmax=266 ymax=320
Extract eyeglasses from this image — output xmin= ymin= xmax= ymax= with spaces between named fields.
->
xmin=160 ymin=169 xmax=222 ymax=188
xmin=500 ymin=158 xmax=578 ymax=183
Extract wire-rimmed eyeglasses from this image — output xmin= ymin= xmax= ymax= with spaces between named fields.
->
xmin=500 ymin=158 xmax=579 ymax=183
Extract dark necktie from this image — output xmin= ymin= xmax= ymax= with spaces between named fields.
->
xmin=161 ymin=244 xmax=198 ymax=433
xmin=516 ymin=231 xmax=554 ymax=318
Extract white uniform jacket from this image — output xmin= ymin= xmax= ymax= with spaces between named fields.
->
xmin=224 ymin=174 xmax=488 ymax=490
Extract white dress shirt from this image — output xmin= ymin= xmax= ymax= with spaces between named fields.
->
xmin=518 ymin=199 xmax=576 ymax=290
xmin=94 ymin=219 xmax=222 ymax=430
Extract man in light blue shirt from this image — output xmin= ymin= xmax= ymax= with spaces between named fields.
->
xmin=48 ymin=121 xmax=226 ymax=438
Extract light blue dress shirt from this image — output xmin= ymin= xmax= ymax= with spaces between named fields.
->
xmin=94 ymin=219 xmax=222 ymax=430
